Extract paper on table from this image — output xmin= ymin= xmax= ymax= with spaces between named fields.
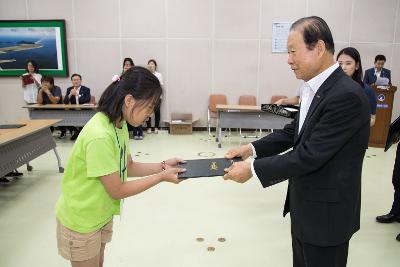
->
xmin=376 ymin=76 xmax=389 ymax=86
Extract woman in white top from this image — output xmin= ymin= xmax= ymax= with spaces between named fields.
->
xmin=21 ymin=60 xmax=42 ymax=104
xmin=146 ymin=59 xmax=163 ymax=134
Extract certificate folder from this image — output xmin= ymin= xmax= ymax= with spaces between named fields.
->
xmin=21 ymin=74 xmax=34 ymax=86
xmin=177 ymin=157 xmax=241 ymax=178
xmin=385 ymin=115 xmax=400 ymax=152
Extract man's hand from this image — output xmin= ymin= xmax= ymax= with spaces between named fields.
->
xmin=274 ymin=98 xmax=286 ymax=105
xmin=223 ymin=160 xmax=252 ymax=183
xmin=70 ymin=88 xmax=77 ymax=97
xmin=164 ymin=157 xmax=186 ymax=169
xmin=42 ymin=85 xmax=50 ymax=94
xmin=225 ymin=144 xmax=253 ymax=160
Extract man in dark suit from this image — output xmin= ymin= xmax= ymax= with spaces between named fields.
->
xmin=61 ymin=73 xmax=91 ymax=140
xmin=224 ymin=16 xmax=370 ymax=267
xmin=376 ymin=142 xmax=400 ymax=241
xmin=363 ymin=54 xmax=391 ymax=86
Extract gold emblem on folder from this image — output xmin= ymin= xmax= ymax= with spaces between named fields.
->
xmin=210 ymin=161 xmax=218 ymax=171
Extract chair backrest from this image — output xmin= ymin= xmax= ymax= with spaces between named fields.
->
xmin=239 ymin=95 xmax=257 ymax=106
xmin=270 ymin=95 xmax=287 ymax=104
xmin=90 ymin=95 xmax=96 ymax=104
xmin=208 ymin=94 xmax=227 ymax=113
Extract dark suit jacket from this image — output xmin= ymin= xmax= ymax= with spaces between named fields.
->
xmin=63 ymin=85 xmax=91 ymax=104
xmin=363 ymin=67 xmax=391 ymax=85
xmin=252 ymin=67 xmax=370 ymax=247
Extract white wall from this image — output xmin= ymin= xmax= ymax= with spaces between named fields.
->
xmin=1 ymin=0 xmax=399 ymax=125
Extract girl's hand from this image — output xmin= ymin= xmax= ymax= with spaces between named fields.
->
xmin=164 ymin=157 xmax=186 ymax=169
xmin=160 ymin=167 xmax=186 ymax=184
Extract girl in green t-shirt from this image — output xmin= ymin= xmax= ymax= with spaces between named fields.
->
xmin=56 ymin=66 xmax=186 ymax=267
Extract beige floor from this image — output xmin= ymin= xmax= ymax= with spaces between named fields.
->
xmin=0 ymin=131 xmax=399 ymax=267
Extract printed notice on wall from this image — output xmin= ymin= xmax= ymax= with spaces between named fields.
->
xmin=272 ymin=22 xmax=292 ymax=53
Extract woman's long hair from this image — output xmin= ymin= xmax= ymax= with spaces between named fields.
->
xmin=337 ymin=47 xmax=365 ymax=88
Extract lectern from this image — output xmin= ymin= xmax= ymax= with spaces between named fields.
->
xmin=369 ymin=85 xmax=397 ymax=147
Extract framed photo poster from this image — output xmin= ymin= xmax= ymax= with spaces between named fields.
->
xmin=0 ymin=20 xmax=68 ymax=76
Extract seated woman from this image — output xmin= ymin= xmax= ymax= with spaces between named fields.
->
xmin=337 ymin=47 xmax=377 ymax=127
xmin=37 ymin=75 xmax=63 ymax=104
xmin=36 ymin=75 xmax=62 ymax=133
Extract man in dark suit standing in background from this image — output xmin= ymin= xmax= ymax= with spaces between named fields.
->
xmin=61 ymin=73 xmax=91 ymax=140
xmin=224 ymin=16 xmax=370 ymax=267
xmin=376 ymin=141 xmax=400 ymax=241
xmin=363 ymin=54 xmax=391 ymax=86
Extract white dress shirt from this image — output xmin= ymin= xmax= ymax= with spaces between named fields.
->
xmin=374 ymin=68 xmax=381 ymax=78
xmin=249 ymin=62 xmax=340 ymax=179
xmin=298 ymin=62 xmax=339 ymax=132
xmin=75 ymin=86 xmax=81 ymax=104
xmin=69 ymin=86 xmax=81 ymax=104
xmin=295 ymin=80 xmax=305 ymax=100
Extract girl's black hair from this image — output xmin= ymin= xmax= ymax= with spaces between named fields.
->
xmin=98 ymin=66 xmax=162 ymax=124
xmin=336 ymin=47 xmax=364 ymax=88
xmin=25 ymin=59 xmax=39 ymax=73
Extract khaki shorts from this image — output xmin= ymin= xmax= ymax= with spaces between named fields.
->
xmin=56 ymin=219 xmax=113 ymax=262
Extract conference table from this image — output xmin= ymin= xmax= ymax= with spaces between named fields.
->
xmin=0 ymin=119 xmax=64 ymax=177
xmin=23 ymin=104 xmax=97 ymax=127
xmin=215 ymin=104 xmax=293 ymax=148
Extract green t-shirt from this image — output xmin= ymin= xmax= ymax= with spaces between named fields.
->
xmin=56 ymin=112 xmax=130 ymax=233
